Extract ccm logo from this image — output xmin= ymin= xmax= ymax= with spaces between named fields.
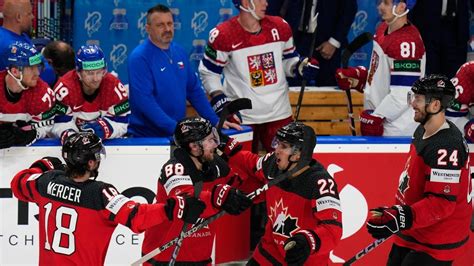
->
xmin=216 ymin=185 xmax=229 ymax=206
xmin=177 ymin=196 xmax=185 ymax=219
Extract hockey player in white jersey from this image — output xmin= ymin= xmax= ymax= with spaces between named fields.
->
xmin=199 ymin=0 xmax=319 ymax=153
xmin=335 ymin=0 xmax=425 ymax=136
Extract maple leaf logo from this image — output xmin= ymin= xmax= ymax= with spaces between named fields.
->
xmin=270 ymin=199 xmax=298 ymax=237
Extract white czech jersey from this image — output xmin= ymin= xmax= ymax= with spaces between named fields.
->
xmin=364 ymin=22 xmax=426 ymax=136
xmin=199 ymin=16 xmax=299 ymax=124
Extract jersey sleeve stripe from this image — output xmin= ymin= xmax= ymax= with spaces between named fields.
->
xmin=317 ymin=219 xmax=343 ymax=228
xmin=54 ymin=115 xmax=74 ymax=123
xmin=446 ymin=109 xmax=469 ymax=117
xmin=15 ymin=172 xmax=35 ymax=201
xmin=424 ymin=192 xmax=457 ymax=202
xmin=106 ymin=115 xmax=129 ymax=123
xmin=283 ymin=46 xmax=296 ymax=53
xmin=125 ymin=204 xmax=140 ymax=228
xmin=399 ymin=233 xmax=469 ymax=250
xmin=283 ymin=51 xmax=299 ymax=60
xmin=391 ymin=75 xmax=420 ymax=86
xmin=202 ymin=58 xmax=224 ymax=74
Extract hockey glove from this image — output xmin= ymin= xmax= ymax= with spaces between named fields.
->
xmin=165 ymin=195 xmax=206 ymax=224
xmin=464 ymin=119 xmax=474 ymax=143
xmin=367 ymin=205 xmax=413 ymax=239
xmin=0 ymin=123 xmax=15 ymax=149
xmin=360 ymin=110 xmax=384 ymax=136
xmin=13 ymin=120 xmax=38 ymax=146
xmin=218 ymin=132 xmax=242 ymax=159
xmin=335 ymin=66 xmax=367 ymax=93
xmin=295 ymin=57 xmax=319 ymax=81
xmin=30 ymin=157 xmax=65 ymax=172
xmin=80 ymin=117 xmax=113 ymax=139
xmin=210 ymin=93 xmax=242 ymax=124
xmin=284 ymin=230 xmax=320 ymax=265
xmin=212 ymin=184 xmax=252 ymax=215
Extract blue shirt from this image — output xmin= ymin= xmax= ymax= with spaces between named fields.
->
xmin=0 ymin=27 xmax=56 ymax=86
xmin=128 ymin=38 xmax=218 ymax=137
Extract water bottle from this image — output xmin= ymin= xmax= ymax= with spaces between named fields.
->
xmin=189 ymin=39 xmax=206 ymax=71
xmin=171 ymin=8 xmax=181 ymax=30
xmin=109 ymin=8 xmax=129 ymax=31
xmin=218 ymin=8 xmax=233 ymax=24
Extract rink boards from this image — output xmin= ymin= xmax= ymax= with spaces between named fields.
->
xmin=0 ymin=133 xmax=473 ymax=265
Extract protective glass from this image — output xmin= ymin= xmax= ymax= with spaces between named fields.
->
xmin=407 ymin=91 xmax=426 ymax=106
xmin=271 ymin=138 xmax=295 ymax=154
xmin=200 ymin=127 xmax=220 ymax=149
xmin=94 ymin=146 xmax=107 ymax=161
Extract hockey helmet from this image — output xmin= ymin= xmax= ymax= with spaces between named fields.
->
xmin=174 ymin=117 xmax=215 ymax=148
xmin=411 ymin=74 xmax=455 ymax=108
xmin=75 ymin=44 xmax=106 ymax=71
xmin=275 ymin=122 xmax=317 ymax=151
xmin=2 ymin=41 xmax=43 ymax=70
xmin=393 ymin=0 xmax=416 ymax=10
xmin=62 ymin=132 xmax=106 ymax=168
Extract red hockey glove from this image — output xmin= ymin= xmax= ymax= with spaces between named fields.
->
xmin=165 ymin=195 xmax=206 ymax=224
xmin=30 ymin=157 xmax=66 ymax=172
xmin=367 ymin=205 xmax=413 ymax=239
xmin=464 ymin=119 xmax=474 ymax=143
xmin=284 ymin=230 xmax=320 ymax=265
xmin=80 ymin=118 xmax=114 ymax=139
xmin=335 ymin=66 xmax=367 ymax=93
xmin=295 ymin=57 xmax=320 ymax=81
xmin=218 ymin=132 xmax=242 ymax=159
xmin=211 ymin=184 xmax=252 ymax=215
xmin=210 ymin=93 xmax=242 ymax=124
xmin=360 ymin=110 xmax=384 ymax=136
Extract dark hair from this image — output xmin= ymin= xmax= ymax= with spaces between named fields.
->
xmin=146 ymin=4 xmax=171 ymax=24
xmin=43 ymin=41 xmax=75 ymax=76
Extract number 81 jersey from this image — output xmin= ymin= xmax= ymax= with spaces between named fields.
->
xmin=395 ymin=121 xmax=472 ymax=261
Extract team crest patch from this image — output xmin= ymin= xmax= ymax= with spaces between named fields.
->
xmin=247 ymin=52 xmax=277 ymax=87
xmin=270 ymin=199 xmax=298 ymax=237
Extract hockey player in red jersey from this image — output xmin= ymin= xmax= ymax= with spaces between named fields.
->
xmin=367 ymin=75 xmax=473 ymax=265
xmin=199 ymin=0 xmax=319 ymax=153
xmin=0 ymin=41 xmax=56 ymax=149
xmin=141 ymin=117 xmax=252 ymax=265
xmin=218 ymin=122 xmax=342 ymax=266
xmin=336 ymin=0 xmax=425 ymax=136
xmin=446 ymin=61 xmax=474 ymax=142
xmin=52 ymin=44 xmax=130 ymax=142
xmin=10 ymin=132 xmax=205 ymax=265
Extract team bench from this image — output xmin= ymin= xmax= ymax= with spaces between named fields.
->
xmin=186 ymin=87 xmax=364 ymax=136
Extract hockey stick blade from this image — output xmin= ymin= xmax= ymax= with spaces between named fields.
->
xmin=343 ymin=237 xmax=390 ymax=266
xmin=217 ymin=98 xmax=252 ymax=131
xmin=132 ymin=159 xmax=311 ymax=266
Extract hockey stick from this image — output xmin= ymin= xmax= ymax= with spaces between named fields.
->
xmin=133 ymin=127 xmax=315 ymax=266
xmin=216 ymin=98 xmax=252 ymax=131
xmin=340 ymin=32 xmax=373 ymax=136
xmin=343 ymin=236 xmax=391 ymax=266
xmin=294 ymin=12 xmax=319 ymax=121
xmin=168 ymin=98 xmax=252 ymax=264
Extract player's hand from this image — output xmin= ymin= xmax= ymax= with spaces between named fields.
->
xmin=165 ymin=195 xmax=206 ymax=224
xmin=464 ymin=119 xmax=474 ymax=143
xmin=296 ymin=57 xmax=319 ymax=81
xmin=13 ymin=120 xmax=37 ymax=146
xmin=366 ymin=205 xmax=413 ymax=239
xmin=335 ymin=66 xmax=367 ymax=93
xmin=30 ymin=157 xmax=66 ymax=172
xmin=80 ymin=118 xmax=113 ymax=139
xmin=221 ymin=120 xmax=243 ymax=130
xmin=284 ymin=230 xmax=319 ymax=265
xmin=316 ymin=41 xmax=336 ymax=60
xmin=217 ymin=132 xmax=242 ymax=159
xmin=212 ymin=184 xmax=252 ymax=215
xmin=0 ymin=123 xmax=15 ymax=149
xmin=211 ymin=93 xmax=242 ymax=125
xmin=360 ymin=110 xmax=384 ymax=136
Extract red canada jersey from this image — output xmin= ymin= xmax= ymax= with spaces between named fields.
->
xmin=11 ymin=168 xmax=169 ymax=265
xmin=142 ymin=153 xmax=230 ymax=264
xmin=228 ymin=151 xmax=342 ymax=266
xmin=0 ymin=70 xmax=55 ymax=123
xmin=53 ymin=70 xmax=129 ymax=125
xmin=394 ymin=121 xmax=472 ymax=261
xmin=451 ymin=61 xmax=474 ymax=110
